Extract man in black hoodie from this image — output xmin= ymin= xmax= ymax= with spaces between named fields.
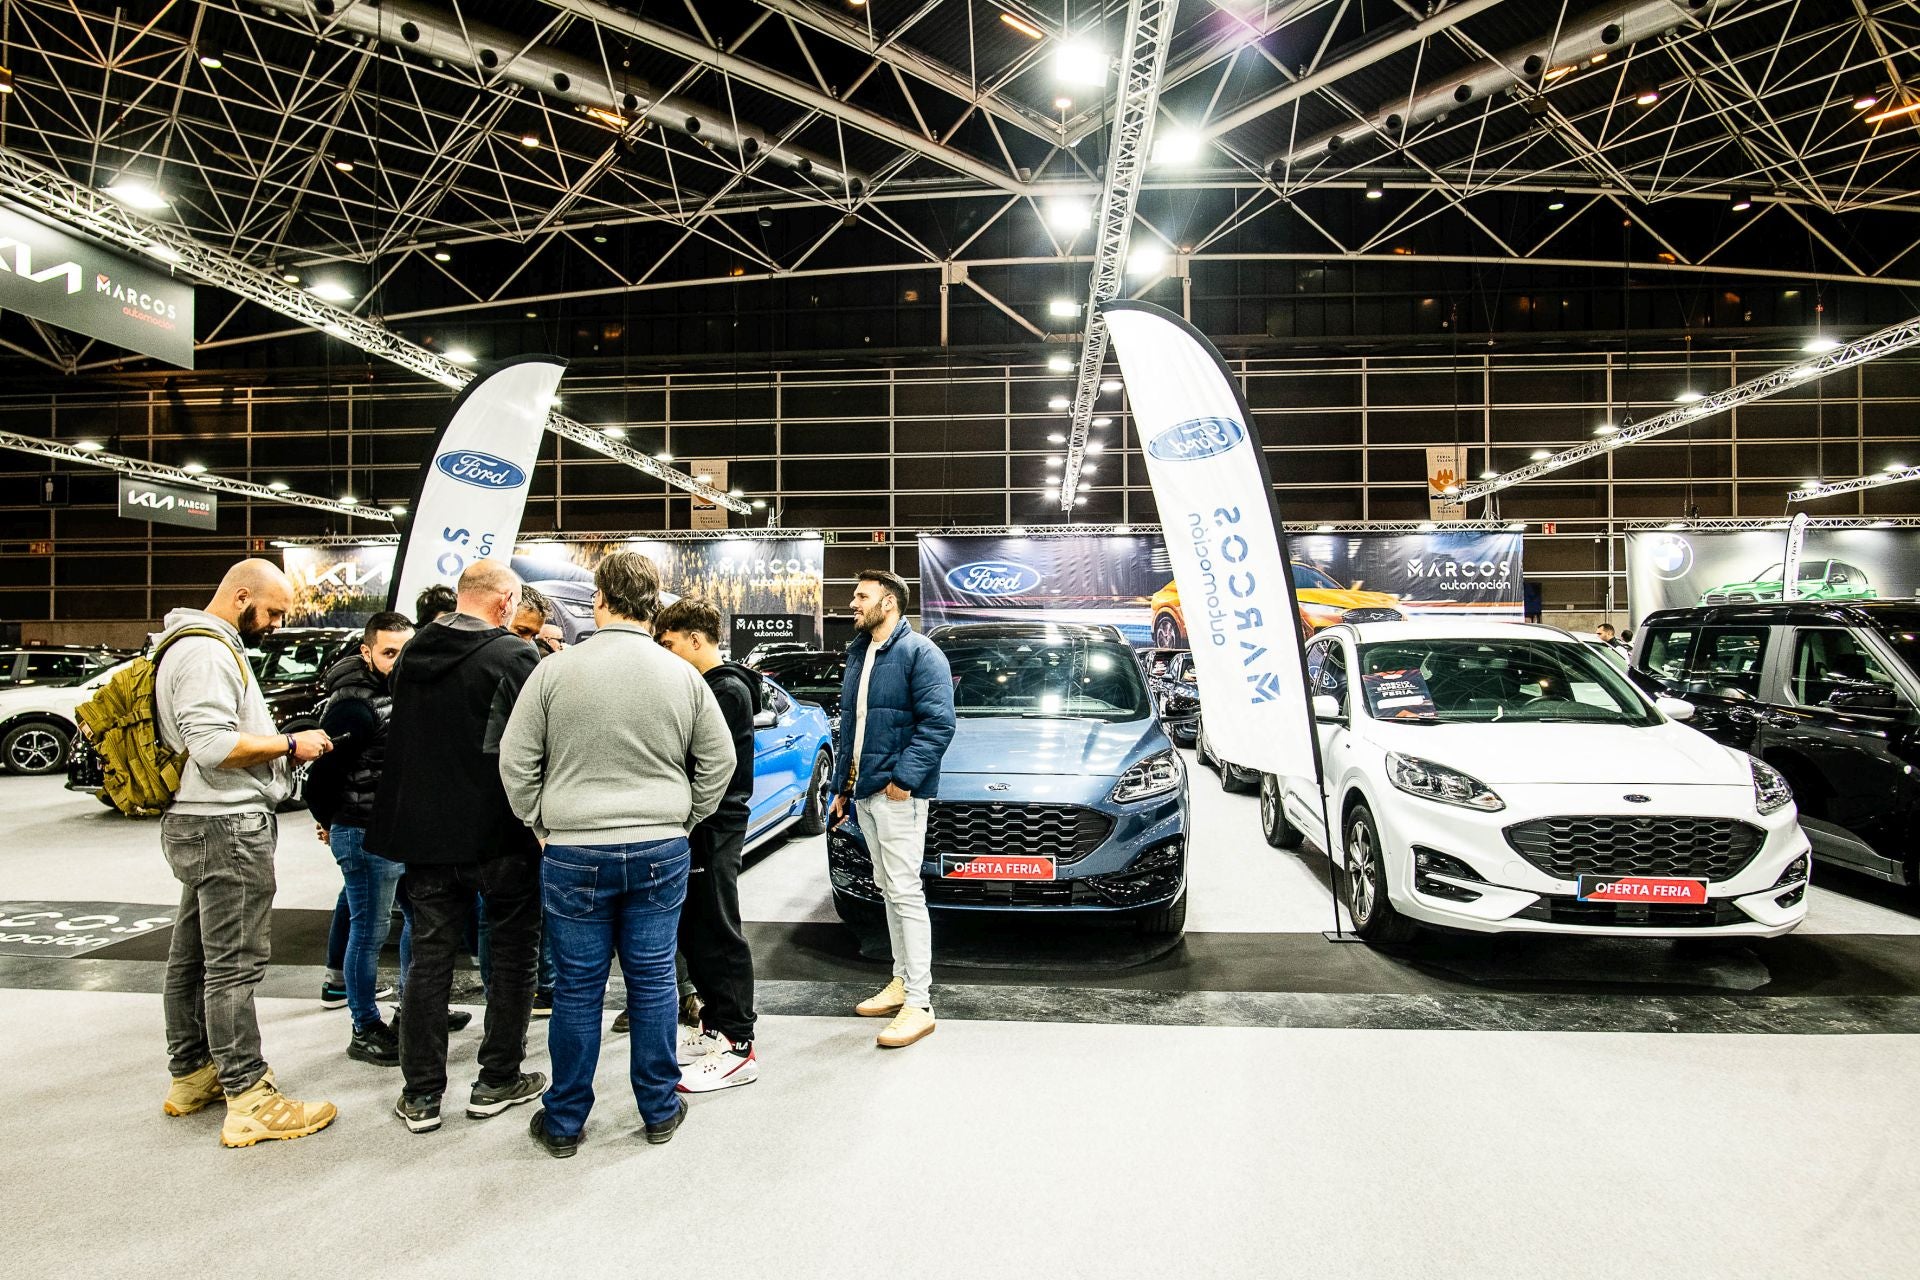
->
xmin=367 ymin=560 xmax=546 ymax=1134
xmin=653 ymin=598 xmax=760 ymax=1093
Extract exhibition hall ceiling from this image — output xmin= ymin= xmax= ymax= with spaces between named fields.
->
xmin=2 ymin=0 xmax=1919 ymax=372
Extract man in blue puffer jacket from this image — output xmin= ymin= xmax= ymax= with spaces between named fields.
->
xmin=828 ymin=569 xmax=956 ymax=1049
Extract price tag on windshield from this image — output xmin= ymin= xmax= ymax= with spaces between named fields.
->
xmin=1361 ymin=669 xmax=1439 ymax=719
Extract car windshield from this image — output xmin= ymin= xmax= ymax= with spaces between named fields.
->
xmin=938 ymin=632 xmax=1150 ymax=721
xmin=759 ymin=654 xmax=841 ymax=698
xmin=1356 ymin=637 xmax=1657 ymax=725
xmin=1756 ymin=560 xmax=1826 ymax=582
xmin=1293 ymin=563 xmax=1342 ymax=591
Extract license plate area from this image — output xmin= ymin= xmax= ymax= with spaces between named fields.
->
xmin=1577 ymin=875 xmax=1708 ymax=905
xmin=942 ymin=855 xmax=1057 ymax=881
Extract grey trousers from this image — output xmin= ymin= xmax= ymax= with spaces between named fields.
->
xmin=161 ymin=810 xmax=278 ymax=1096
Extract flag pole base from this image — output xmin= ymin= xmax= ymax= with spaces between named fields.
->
xmin=1321 ymin=931 xmax=1368 ymax=944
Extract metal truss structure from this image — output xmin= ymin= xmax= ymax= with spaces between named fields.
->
xmin=1462 ymin=311 xmax=1920 ymax=501
xmin=1623 ymin=517 xmax=1920 ymax=529
xmin=0 ymin=426 xmax=383 ymax=520
xmin=1788 ymin=463 xmax=1920 ymax=502
xmin=934 ymin=520 xmax=1517 ymax=537
xmin=277 ymin=527 xmax=827 ymax=547
xmin=1058 ymin=0 xmax=1176 ymax=512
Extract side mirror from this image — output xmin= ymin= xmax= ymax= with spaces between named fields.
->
xmin=752 ymin=709 xmax=778 ymax=729
xmin=1312 ymin=694 xmax=1346 ymax=722
xmin=1654 ymin=696 xmax=1695 ymax=722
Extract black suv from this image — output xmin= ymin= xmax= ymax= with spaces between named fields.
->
xmin=1629 ymin=600 xmax=1920 ymax=886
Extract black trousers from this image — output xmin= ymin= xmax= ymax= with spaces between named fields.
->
xmin=399 ymin=853 xmax=541 ymax=1098
xmin=678 ymin=808 xmax=756 ymax=1043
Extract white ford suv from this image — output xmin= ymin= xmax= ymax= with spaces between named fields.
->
xmin=1263 ymin=621 xmax=1811 ymax=942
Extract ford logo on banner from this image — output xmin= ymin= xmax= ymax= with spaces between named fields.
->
xmin=1147 ymin=416 xmax=1246 ymax=462
xmin=434 ymin=449 xmax=528 ymax=490
xmin=945 ymin=561 xmax=1042 ymax=596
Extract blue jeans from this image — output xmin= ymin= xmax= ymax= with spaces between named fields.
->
xmin=329 ymin=824 xmax=407 ymax=1032
xmin=540 ymin=838 xmax=691 ymax=1136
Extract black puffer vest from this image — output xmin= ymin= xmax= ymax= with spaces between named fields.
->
xmin=320 ymin=655 xmax=392 ymax=828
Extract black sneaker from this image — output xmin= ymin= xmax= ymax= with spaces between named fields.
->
xmin=320 ymin=981 xmax=348 ymax=1009
xmin=347 ymin=1020 xmax=400 ymax=1066
xmin=644 ymin=1097 xmax=688 ymax=1145
xmin=528 ymin=1108 xmax=579 ymax=1159
xmin=467 ymin=1071 xmax=547 ymax=1118
xmin=394 ymin=1093 xmax=442 ymax=1134
xmin=531 ymin=991 xmax=554 ymax=1019
xmin=392 ymin=1004 xmax=475 ymax=1033
xmin=611 ymin=1009 xmax=630 ymax=1034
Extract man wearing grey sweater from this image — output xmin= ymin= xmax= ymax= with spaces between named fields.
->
xmin=153 ymin=559 xmax=338 ymax=1148
xmin=498 ymin=550 xmax=735 ymax=1157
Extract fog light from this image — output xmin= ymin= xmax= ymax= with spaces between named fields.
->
xmin=1771 ymin=853 xmax=1810 ymax=889
xmin=1413 ymin=846 xmax=1484 ymax=903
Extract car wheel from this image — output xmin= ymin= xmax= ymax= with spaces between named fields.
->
xmin=1260 ymin=773 xmax=1302 ymax=848
xmin=2 ymin=720 xmax=71 ymax=775
xmin=1343 ymin=802 xmax=1416 ymax=944
xmin=1135 ymin=890 xmax=1188 ymax=937
xmin=1194 ymin=717 xmax=1215 ymax=768
xmin=794 ymin=749 xmax=833 ymax=836
xmin=1221 ymin=761 xmax=1259 ymax=795
xmin=1153 ymin=613 xmax=1185 ymax=649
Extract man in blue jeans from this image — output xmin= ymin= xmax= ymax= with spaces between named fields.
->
xmin=499 ymin=551 xmax=735 ymax=1158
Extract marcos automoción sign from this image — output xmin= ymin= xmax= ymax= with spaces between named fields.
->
xmin=0 ymin=205 xmax=195 ymax=368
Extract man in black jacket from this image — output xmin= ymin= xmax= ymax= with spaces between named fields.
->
xmin=307 ymin=611 xmax=414 ymax=1065
xmin=654 ymin=598 xmax=760 ymax=1093
xmin=368 ymin=560 xmax=546 ymax=1134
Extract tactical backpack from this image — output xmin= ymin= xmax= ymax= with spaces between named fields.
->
xmin=74 ymin=628 xmax=251 ymax=817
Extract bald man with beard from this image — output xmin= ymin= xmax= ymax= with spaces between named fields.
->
xmin=155 ymin=559 xmax=339 ymax=1147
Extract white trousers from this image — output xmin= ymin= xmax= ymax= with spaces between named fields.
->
xmin=855 ymin=795 xmax=933 ymax=1010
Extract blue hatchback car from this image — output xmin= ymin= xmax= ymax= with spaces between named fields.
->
xmin=747 ymin=677 xmax=836 ymax=851
xmin=826 ymin=621 xmax=1189 ymax=936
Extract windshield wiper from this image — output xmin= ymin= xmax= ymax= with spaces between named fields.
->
xmin=1020 ymin=711 xmax=1100 ymax=720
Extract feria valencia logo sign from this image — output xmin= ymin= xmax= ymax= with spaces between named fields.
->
xmin=945 ymin=560 xmax=1042 ymax=596
xmin=1147 ymin=416 xmax=1246 ymax=462
xmin=434 ymin=449 xmax=527 ymax=490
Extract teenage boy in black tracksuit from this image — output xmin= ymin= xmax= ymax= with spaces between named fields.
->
xmin=652 ymin=598 xmax=760 ymax=1093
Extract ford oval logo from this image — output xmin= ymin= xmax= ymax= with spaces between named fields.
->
xmin=1147 ymin=416 xmax=1246 ymax=462
xmin=944 ymin=560 xmax=1042 ymax=596
xmin=434 ymin=449 xmax=527 ymax=490
xmin=1623 ymin=794 xmax=1652 ymax=804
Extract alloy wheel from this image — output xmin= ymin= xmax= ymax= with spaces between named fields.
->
xmin=10 ymin=728 xmax=61 ymax=772
xmin=1347 ymin=820 xmax=1378 ymax=924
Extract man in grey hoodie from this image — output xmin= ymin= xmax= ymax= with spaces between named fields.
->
xmin=499 ymin=550 xmax=735 ymax=1157
xmin=154 ymin=559 xmax=339 ymax=1148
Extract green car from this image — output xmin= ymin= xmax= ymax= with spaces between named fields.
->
xmin=1698 ymin=559 xmax=1876 ymax=605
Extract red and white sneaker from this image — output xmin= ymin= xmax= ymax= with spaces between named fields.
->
xmin=678 ymin=1023 xmax=723 ymax=1066
xmin=677 ymin=1042 xmax=758 ymax=1094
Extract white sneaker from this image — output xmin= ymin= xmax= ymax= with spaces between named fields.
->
xmin=677 ymin=1042 xmax=758 ymax=1094
xmin=677 ymin=1023 xmax=723 ymax=1066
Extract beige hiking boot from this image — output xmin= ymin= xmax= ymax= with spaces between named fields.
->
xmin=856 ymin=978 xmax=907 ymax=1018
xmin=162 ymin=1062 xmax=222 ymax=1117
xmin=219 ymin=1070 xmax=338 ymax=1148
xmin=876 ymin=1005 xmax=936 ymax=1049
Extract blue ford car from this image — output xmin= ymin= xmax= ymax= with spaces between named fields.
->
xmin=747 ymin=677 xmax=836 ymax=851
xmin=827 ymin=621 xmax=1189 ymax=936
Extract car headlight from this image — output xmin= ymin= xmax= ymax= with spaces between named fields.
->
xmin=1750 ymin=756 xmax=1792 ymax=815
xmin=1111 ymin=749 xmax=1182 ymax=804
xmin=1386 ymin=751 xmax=1504 ymax=812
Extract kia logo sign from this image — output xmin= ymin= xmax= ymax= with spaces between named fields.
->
xmin=944 ymin=561 xmax=1042 ymax=596
xmin=434 ymin=449 xmax=527 ymax=490
xmin=1147 ymin=416 xmax=1246 ymax=462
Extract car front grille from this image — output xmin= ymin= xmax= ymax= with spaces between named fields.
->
xmin=1503 ymin=815 xmax=1766 ymax=882
xmin=1513 ymin=897 xmax=1750 ymax=929
xmin=928 ymin=802 xmax=1113 ymax=864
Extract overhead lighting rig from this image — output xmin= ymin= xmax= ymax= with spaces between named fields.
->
xmin=1787 ymin=464 xmax=1920 ymax=504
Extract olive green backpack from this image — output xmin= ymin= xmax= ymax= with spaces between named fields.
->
xmin=74 ymin=628 xmax=250 ymax=817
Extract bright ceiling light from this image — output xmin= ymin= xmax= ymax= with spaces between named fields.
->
xmin=752 ymin=499 xmax=767 ymax=509
xmin=1635 ymin=88 xmax=1659 ymax=106
xmin=307 ymin=281 xmax=354 ymax=302
xmin=433 ymin=250 xmax=452 ymax=263
xmin=1048 ymin=298 xmax=1079 ymax=318
xmin=1053 ymin=39 xmax=1107 ymax=87
xmin=103 ymin=178 xmax=170 ymax=210
xmin=1594 ymin=422 xmax=1617 ymax=435
xmin=655 ymin=451 xmax=674 ymax=462
xmin=1047 ymin=432 xmax=1066 ymax=443
xmin=1081 ymin=463 xmax=1098 ymax=476
xmin=1506 ymin=521 xmax=1526 ymax=531
xmin=0 ymin=66 xmax=14 ymax=95
xmin=1417 ymin=520 xmax=1438 ymax=530
xmin=1126 ymin=244 xmax=1168 ymax=276
xmin=1803 ymin=336 xmax=1840 ymax=353
xmin=1099 ymin=379 xmax=1121 ymax=393
xmin=1480 ymin=468 xmax=1497 ymax=479
xmin=1854 ymin=94 xmax=1878 ymax=110
xmin=1365 ymin=184 xmax=1383 ymax=200
xmin=1047 ymin=354 xmax=1073 ymax=373
xmin=696 ymin=472 xmax=713 ymax=483
xmin=181 ymin=462 xmax=207 ymax=474
xmin=1091 ymin=416 xmax=1112 ymax=427
xmin=1151 ymin=130 xmax=1203 ymax=166
xmin=446 ymin=347 xmax=476 ymax=363
xmin=145 ymin=243 xmax=183 ymax=264
xmin=1045 ymin=455 xmax=1063 ymax=466
xmin=1885 ymin=461 xmax=1905 ymax=471
xmin=198 ymin=52 xmax=223 ymax=69
xmin=281 ymin=271 xmax=301 ymax=284
xmin=728 ymin=488 xmax=744 ymax=497
xmin=1730 ymin=191 xmax=1753 ymax=211
xmin=339 ymin=495 xmax=359 ymax=505
xmin=603 ymin=426 xmax=627 ymax=438
xmin=75 ymin=440 xmax=103 ymax=453
xmin=1045 ymin=199 xmax=1091 ymax=232
xmin=267 ymin=480 xmax=290 ymax=492
xmin=1053 ymin=95 xmax=1073 ymax=110
xmin=520 ymin=131 xmax=541 ymax=148
xmin=1074 ymin=495 xmax=1088 ymax=506
xmin=1799 ymin=479 xmax=1820 ymax=490
xmin=1529 ymin=449 xmax=1551 ymax=460
xmin=1543 ymin=65 xmax=1574 ymax=81
xmin=1547 ymin=190 xmax=1567 ymax=211
xmin=1675 ymin=390 xmax=1704 ymax=403
xmin=1048 ymin=395 xmax=1070 ymax=410
xmin=389 ymin=505 xmax=408 ymax=515
xmin=1085 ymin=440 xmax=1105 ymax=453
xmin=324 ymin=322 xmax=349 ymax=338
xmin=1316 ymin=523 xmax=1335 ymax=532
xmin=1001 ymin=13 xmax=1044 ymax=40
xmin=334 ymin=158 xmax=355 ymax=173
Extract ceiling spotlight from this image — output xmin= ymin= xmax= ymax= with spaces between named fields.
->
xmin=281 ymin=271 xmax=301 ymax=284
xmin=1316 ymin=523 xmax=1335 ymax=533
xmin=1365 ymin=184 xmax=1383 ymax=200
xmin=1480 ymin=468 xmax=1497 ymax=479
xmin=1594 ymin=422 xmax=1618 ymax=435
xmin=1151 ymin=130 xmax=1203 ymax=166
xmin=1053 ymin=95 xmax=1073 ymax=111
xmin=1047 ymin=354 xmax=1073 ymax=373
xmin=145 ymin=243 xmax=183 ymax=265
xmin=540 ymin=394 xmax=561 ymax=410
xmin=1730 ymin=191 xmax=1753 ymax=211
xmin=307 ymin=281 xmax=354 ymax=302
xmin=1053 ymin=39 xmax=1107 ymax=87
xmin=1417 ymin=520 xmax=1438 ymax=531
xmin=1547 ymin=190 xmax=1567 ymax=211
xmin=433 ymin=249 xmax=451 ymax=262
xmin=1543 ymin=65 xmax=1574 ymax=81
xmin=695 ymin=472 xmax=713 ymax=483
xmin=1046 ymin=455 xmax=1063 ymax=466
xmin=1045 ymin=198 xmax=1092 ymax=233
xmin=1126 ymin=244 xmax=1167 ymax=276
xmin=1885 ymin=461 xmax=1905 ymax=472
xmin=1799 ymin=479 xmax=1821 ymax=490
xmin=655 ymin=451 xmax=674 ymax=462
xmin=1588 ymin=52 xmax=1607 ymax=65
xmin=389 ymin=505 xmax=408 ymax=516
xmin=446 ymin=347 xmax=476 ymax=363
xmin=728 ymin=488 xmax=744 ymax=497
xmin=0 ymin=66 xmax=14 ymax=95
xmin=1000 ymin=12 xmax=1044 ymax=40
xmin=267 ymin=480 xmax=290 ymax=492
xmin=1675 ymin=390 xmax=1704 ymax=403
xmin=1082 ymin=463 xmax=1098 ymax=475
xmin=334 ymin=158 xmax=355 ymax=173
xmin=603 ymin=426 xmax=627 ymax=439
xmin=525 ymin=310 xmax=538 ymax=319
xmin=1529 ymin=449 xmax=1551 ymax=460
xmin=592 ymin=233 xmax=608 ymax=245
xmin=1085 ymin=440 xmax=1105 ymax=454
xmin=1074 ymin=495 xmax=1088 ymax=506
xmin=182 ymin=462 xmax=207 ymax=474
xmin=198 ymin=52 xmax=223 ymax=69
xmin=751 ymin=499 xmax=767 ymax=509
xmin=1047 ymin=432 xmax=1066 ymax=443
xmin=520 ymin=131 xmax=541 ymax=148
xmin=1099 ymin=379 xmax=1121 ymax=393
xmin=75 ymin=440 xmax=103 ymax=453
xmin=1048 ymin=298 xmax=1079 ymax=318
xmin=1441 ymin=484 xmax=1459 ymax=495
xmin=1635 ymin=88 xmax=1659 ymax=106
xmin=103 ymin=178 xmax=170 ymax=210
xmin=339 ymin=495 xmax=359 ymax=506
xmin=1092 ymin=416 xmax=1112 ymax=427
xmin=1048 ymin=395 xmax=1070 ymax=410
xmin=1803 ymin=335 xmax=1840 ymax=353
xmin=1854 ymin=94 xmax=1879 ymax=110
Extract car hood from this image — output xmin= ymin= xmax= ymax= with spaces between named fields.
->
xmin=946 ymin=715 xmax=1161 ymax=778
xmin=1298 ymin=587 xmax=1400 ymax=610
xmin=1710 ymin=579 xmax=1785 ymax=594
xmin=1364 ymin=719 xmax=1748 ymax=786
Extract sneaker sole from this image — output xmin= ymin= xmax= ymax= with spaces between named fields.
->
xmin=466 ymin=1092 xmax=541 ymax=1118
xmin=855 ymin=1002 xmax=905 ymax=1018
xmin=876 ymin=1022 xmax=936 ymax=1049
xmin=347 ymin=1048 xmax=401 ymax=1067
xmin=676 ymin=1071 xmax=757 ymax=1095
xmin=394 ymin=1102 xmax=442 ymax=1133
xmin=162 ymin=1096 xmax=220 ymax=1117
xmin=320 ymin=996 xmax=348 ymax=1010
xmin=221 ymin=1108 xmax=337 ymax=1148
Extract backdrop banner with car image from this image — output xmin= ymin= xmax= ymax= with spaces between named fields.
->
xmin=1625 ymin=526 xmax=1920 ymax=624
xmin=918 ymin=530 xmax=1524 ymax=649
xmin=287 ymin=535 xmax=823 ymax=645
